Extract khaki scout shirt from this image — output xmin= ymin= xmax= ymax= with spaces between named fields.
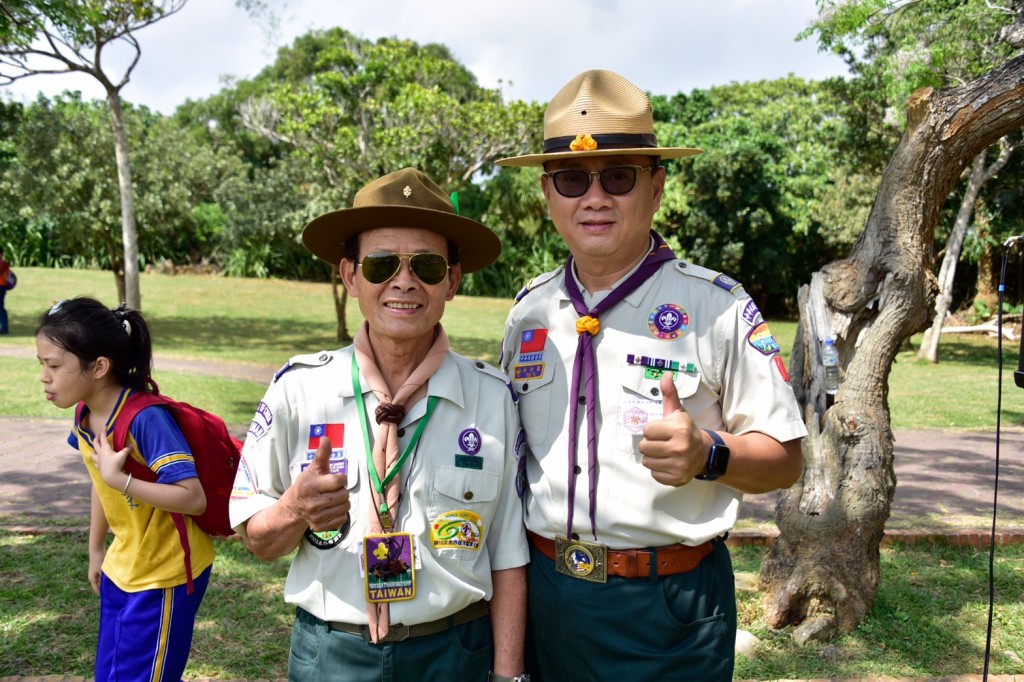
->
xmin=230 ymin=346 xmax=529 ymax=625
xmin=502 ymin=258 xmax=806 ymax=548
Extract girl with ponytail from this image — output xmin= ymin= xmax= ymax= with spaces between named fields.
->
xmin=36 ymin=297 xmax=212 ymax=682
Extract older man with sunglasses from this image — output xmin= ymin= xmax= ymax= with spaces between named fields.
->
xmin=230 ymin=168 xmax=530 ymax=682
xmin=497 ymin=70 xmax=806 ymax=681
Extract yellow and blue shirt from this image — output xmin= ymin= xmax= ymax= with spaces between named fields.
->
xmin=70 ymin=389 xmax=214 ymax=592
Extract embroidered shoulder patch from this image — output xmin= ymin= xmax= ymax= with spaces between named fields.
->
xmin=747 ymin=322 xmax=781 ymax=356
xmin=713 ymin=273 xmax=742 ymax=293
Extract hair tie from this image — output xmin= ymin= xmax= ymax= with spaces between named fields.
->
xmin=112 ymin=303 xmax=132 ymax=336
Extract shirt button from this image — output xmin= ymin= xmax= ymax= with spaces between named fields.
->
xmin=464 ymin=491 xmax=474 ymax=500
xmin=521 ymin=383 xmax=529 ymax=392
xmin=650 ymin=388 xmax=660 ymax=397
xmin=397 ymin=428 xmax=406 ymax=437
xmin=577 ymin=395 xmax=585 ymax=404
xmin=573 ymin=465 xmax=582 ymax=475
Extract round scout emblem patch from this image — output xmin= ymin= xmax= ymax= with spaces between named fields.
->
xmin=648 ymin=303 xmax=689 ymax=340
xmin=459 ymin=428 xmax=482 ymax=455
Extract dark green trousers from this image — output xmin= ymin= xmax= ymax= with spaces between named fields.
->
xmin=527 ymin=538 xmax=736 ymax=681
xmin=289 ymin=606 xmax=493 ymax=681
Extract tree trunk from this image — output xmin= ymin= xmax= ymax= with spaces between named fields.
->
xmin=106 ymin=92 xmax=141 ymax=309
xmin=759 ymin=52 xmax=1024 ymax=640
xmin=975 ymin=217 xmax=999 ymax=313
xmin=919 ymin=138 xmax=1016 ymax=362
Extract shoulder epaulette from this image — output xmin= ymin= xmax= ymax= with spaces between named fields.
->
xmin=513 ymin=266 xmax=564 ymax=304
xmin=273 ymin=350 xmax=335 ymax=382
xmin=672 ymin=261 xmax=749 ymax=298
xmin=469 ymin=358 xmax=507 ymax=383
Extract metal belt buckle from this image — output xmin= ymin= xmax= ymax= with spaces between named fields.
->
xmin=554 ymin=535 xmax=608 ymax=583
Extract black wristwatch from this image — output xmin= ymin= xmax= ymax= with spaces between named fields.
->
xmin=695 ymin=429 xmax=729 ymax=481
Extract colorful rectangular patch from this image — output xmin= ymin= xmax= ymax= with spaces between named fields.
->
xmin=308 ymin=422 xmax=344 ymax=450
xmin=520 ymin=329 xmax=548 ymax=353
xmin=626 ymin=354 xmax=696 ymax=374
xmin=513 ymin=363 xmax=544 ymax=380
xmin=363 ymin=533 xmax=416 ymax=603
xmin=301 ymin=456 xmax=348 ymax=476
xmin=430 ymin=510 xmax=484 ymax=550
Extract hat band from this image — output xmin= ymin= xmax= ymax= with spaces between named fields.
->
xmin=543 ymin=132 xmax=658 ymax=154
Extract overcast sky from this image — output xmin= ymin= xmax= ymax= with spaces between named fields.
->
xmin=1 ymin=0 xmax=850 ymax=114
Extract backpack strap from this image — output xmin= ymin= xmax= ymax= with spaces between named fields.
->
xmin=111 ymin=392 xmax=197 ymax=595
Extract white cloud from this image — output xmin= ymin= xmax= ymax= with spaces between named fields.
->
xmin=1 ymin=0 xmax=847 ymax=114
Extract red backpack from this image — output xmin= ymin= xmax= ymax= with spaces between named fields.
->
xmin=77 ymin=392 xmax=242 ymax=593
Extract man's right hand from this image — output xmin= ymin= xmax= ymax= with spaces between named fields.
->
xmin=287 ymin=436 xmax=351 ymax=531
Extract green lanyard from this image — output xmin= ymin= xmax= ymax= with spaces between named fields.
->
xmin=351 ymin=353 xmax=437 ymax=527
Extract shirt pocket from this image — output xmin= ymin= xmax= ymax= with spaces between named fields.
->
xmin=615 ymin=366 xmax=700 ymax=455
xmin=509 ymin=359 xmax=558 ymax=453
xmin=428 ymin=466 xmax=500 ymax=562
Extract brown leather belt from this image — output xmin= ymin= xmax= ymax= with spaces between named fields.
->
xmin=325 ymin=600 xmax=489 ymax=643
xmin=528 ymin=531 xmax=713 ymax=579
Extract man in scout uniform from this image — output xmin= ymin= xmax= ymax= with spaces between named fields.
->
xmin=497 ymin=70 xmax=807 ymax=680
xmin=230 ymin=168 xmax=530 ymax=682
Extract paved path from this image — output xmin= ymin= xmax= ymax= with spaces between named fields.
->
xmin=2 ymin=342 xmax=1022 ymax=534
xmin=4 ymin=419 xmax=1020 ymax=532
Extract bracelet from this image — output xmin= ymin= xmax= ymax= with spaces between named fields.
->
xmin=121 ymin=473 xmax=133 ymax=496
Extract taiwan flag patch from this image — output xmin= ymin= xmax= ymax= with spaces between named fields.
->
xmin=520 ymin=329 xmax=548 ymax=354
xmin=308 ymin=423 xmax=345 ymax=450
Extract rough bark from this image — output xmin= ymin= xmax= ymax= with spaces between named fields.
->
xmin=918 ymin=137 xmax=1016 ymax=363
xmin=759 ymin=51 xmax=1024 ymax=639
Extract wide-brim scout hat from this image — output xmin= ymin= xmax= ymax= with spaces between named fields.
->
xmin=497 ymin=69 xmax=703 ymax=167
xmin=302 ymin=167 xmax=501 ymax=273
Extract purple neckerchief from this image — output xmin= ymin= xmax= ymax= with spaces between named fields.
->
xmin=563 ymin=231 xmax=676 ymax=539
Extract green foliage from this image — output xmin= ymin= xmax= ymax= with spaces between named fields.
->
xmin=654 ymin=77 xmax=852 ymax=314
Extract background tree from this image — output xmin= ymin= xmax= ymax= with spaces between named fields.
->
xmin=806 ymin=0 xmax=1019 ymax=358
xmin=758 ymin=1 xmax=1024 ymax=642
xmin=0 ymin=0 xmax=188 ymax=307
xmin=653 ymin=77 xmax=851 ymax=316
xmin=239 ymin=28 xmax=541 ymax=340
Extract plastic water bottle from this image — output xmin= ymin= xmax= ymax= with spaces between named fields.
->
xmin=822 ymin=338 xmax=840 ymax=402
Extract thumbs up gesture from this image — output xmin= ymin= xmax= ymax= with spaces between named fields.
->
xmin=638 ymin=373 xmax=708 ymax=486
xmin=291 ymin=436 xmax=351 ymax=531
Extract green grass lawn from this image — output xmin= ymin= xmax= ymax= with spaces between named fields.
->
xmin=1 ymin=532 xmax=1020 ymax=679
xmin=2 ymin=267 xmax=1022 ymax=680
xmin=2 ymin=266 xmax=1019 ymax=429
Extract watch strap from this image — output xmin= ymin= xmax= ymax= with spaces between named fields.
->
xmin=695 ymin=429 xmax=726 ymax=481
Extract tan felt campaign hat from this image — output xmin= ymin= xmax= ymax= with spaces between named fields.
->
xmin=497 ymin=69 xmax=702 ymax=167
xmin=301 ymin=167 xmax=501 ymax=273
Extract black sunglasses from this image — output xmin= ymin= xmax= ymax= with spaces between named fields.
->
xmin=358 ymin=252 xmax=451 ymax=285
xmin=543 ymin=165 xmax=656 ymax=198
